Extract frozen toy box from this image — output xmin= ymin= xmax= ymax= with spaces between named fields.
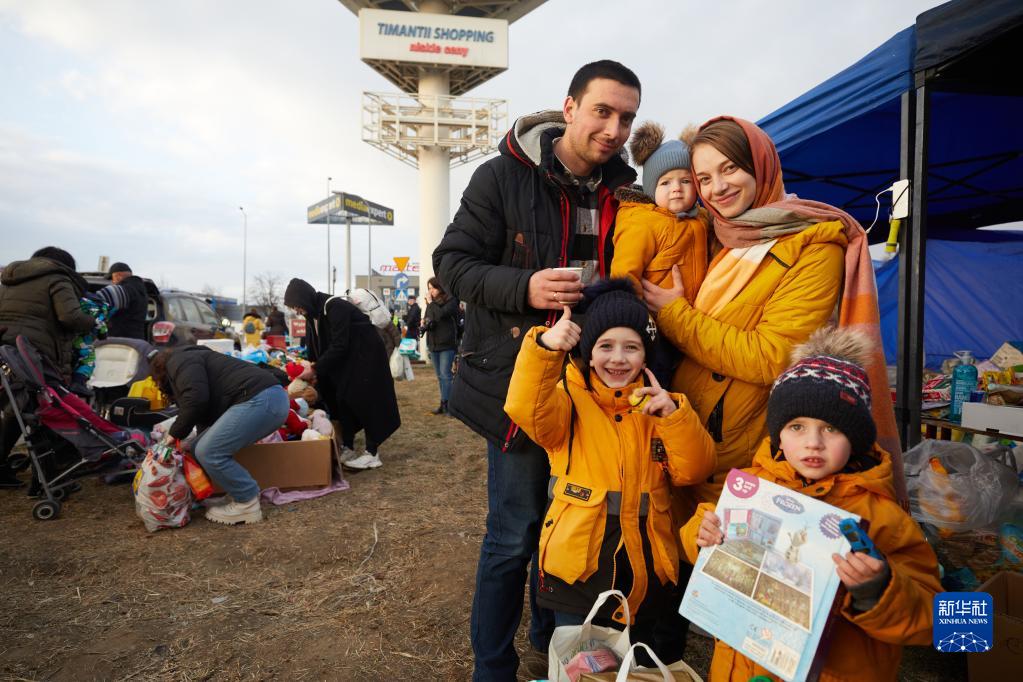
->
xmin=680 ymin=469 xmax=856 ymax=681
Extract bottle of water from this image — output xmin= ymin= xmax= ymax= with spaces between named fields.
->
xmin=949 ymin=350 xmax=978 ymax=422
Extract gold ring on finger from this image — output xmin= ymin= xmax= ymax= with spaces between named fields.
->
xmin=552 ymin=291 xmax=559 ymax=302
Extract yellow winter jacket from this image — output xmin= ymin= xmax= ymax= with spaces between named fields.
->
xmin=504 ymin=326 xmax=716 ymax=623
xmin=242 ymin=315 xmax=265 ymax=349
xmin=680 ymin=439 xmax=941 ymax=682
xmin=657 ymin=221 xmax=847 ymax=514
xmin=611 ymin=191 xmax=710 ymax=300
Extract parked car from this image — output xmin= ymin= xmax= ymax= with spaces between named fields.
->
xmin=153 ymin=290 xmax=240 ymax=348
xmin=80 ymin=274 xmax=238 ymax=348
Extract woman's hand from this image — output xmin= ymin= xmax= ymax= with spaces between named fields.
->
xmin=630 ymin=368 xmax=677 ymax=417
xmin=298 ymin=362 xmax=315 ymax=382
xmin=696 ymin=509 xmax=724 ymax=548
xmin=832 ymin=551 xmax=888 ymax=589
xmin=538 ymin=306 xmax=580 ymax=352
xmin=642 ymin=265 xmax=686 ymax=314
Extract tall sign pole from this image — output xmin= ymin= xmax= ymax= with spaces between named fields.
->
xmin=342 ymin=0 xmax=542 ymax=291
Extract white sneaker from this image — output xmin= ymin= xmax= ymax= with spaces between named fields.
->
xmin=205 ymin=497 xmax=262 ymax=525
xmin=344 ymin=452 xmax=382 ymax=470
xmin=336 ymin=446 xmax=359 ymax=469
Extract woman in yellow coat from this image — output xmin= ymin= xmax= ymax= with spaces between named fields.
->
xmin=504 ymin=279 xmax=715 ymax=654
xmin=643 ymin=117 xmax=900 ymax=517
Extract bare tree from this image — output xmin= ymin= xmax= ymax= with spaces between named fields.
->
xmin=200 ymin=283 xmax=220 ymax=298
xmin=248 ymin=272 xmax=283 ymax=311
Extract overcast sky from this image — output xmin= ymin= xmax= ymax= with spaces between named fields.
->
xmin=0 ymin=0 xmax=945 ymax=300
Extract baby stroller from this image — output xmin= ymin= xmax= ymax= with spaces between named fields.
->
xmin=0 ymin=335 xmax=148 ymax=520
xmin=90 ymin=337 xmax=176 ymax=429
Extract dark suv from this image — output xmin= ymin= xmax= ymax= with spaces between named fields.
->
xmin=81 ymin=274 xmax=238 ymax=348
xmin=153 ymin=290 xmax=239 ymax=348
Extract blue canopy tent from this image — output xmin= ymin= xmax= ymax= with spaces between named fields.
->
xmin=757 ymin=0 xmax=1023 ymax=446
xmin=874 ymin=232 xmax=1023 ymax=368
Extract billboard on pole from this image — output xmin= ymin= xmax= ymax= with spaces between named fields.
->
xmin=360 ymin=8 xmax=508 ymax=70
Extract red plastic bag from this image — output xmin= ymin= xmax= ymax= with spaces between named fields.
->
xmin=182 ymin=453 xmax=214 ymax=501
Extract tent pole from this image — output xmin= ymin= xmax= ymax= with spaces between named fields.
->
xmin=905 ymin=84 xmax=930 ymax=449
xmin=896 ymin=90 xmax=915 ymax=448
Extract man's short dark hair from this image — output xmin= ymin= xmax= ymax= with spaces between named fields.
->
xmin=567 ymin=60 xmax=641 ymax=102
xmin=31 ymin=246 xmax=76 ymax=271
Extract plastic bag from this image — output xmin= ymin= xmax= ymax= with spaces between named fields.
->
xmin=389 ymin=348 xmax=404 ymax=380
xmin=133 ymin=443 xmax=192 ymax=532
xmin=905 ymin=439 xmax=1018 ymax=532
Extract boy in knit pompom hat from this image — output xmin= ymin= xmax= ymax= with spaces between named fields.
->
xmin=611 ymin=122 xmax=710 ymax=385
xmin=679 ymin=327 xmax=941 ymax=681
xmin=504 ymin=278 xmax=715 ymax=657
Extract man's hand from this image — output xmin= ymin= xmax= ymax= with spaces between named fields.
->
xmin=641 ymin=265 xmax=685 ymax=314
xmin=528 ymin=269 xmax=584 ymax=310
xmin=539 ymin=306 xmax=580 ymax=352
xmin=631 ymin=368 xmax=677 ymax=417
xmin=297 ymin=362 xmax=315 ymax=382
xmin=832 ymin=551 xmax=888 ymax=589
xmin=696 ymin=509 xmax=724 ymax=548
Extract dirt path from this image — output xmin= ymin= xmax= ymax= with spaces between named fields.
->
xmin=0 ymin=369 xmax=962 ymax=680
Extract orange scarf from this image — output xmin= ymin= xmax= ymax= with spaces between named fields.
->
xmin=695 ymin=116 xmax=905 ymax=503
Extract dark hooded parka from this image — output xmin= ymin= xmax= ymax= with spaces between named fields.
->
xmin=283 ymin=279 xmax=400 ymax=444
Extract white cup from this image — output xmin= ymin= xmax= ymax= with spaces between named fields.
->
xmin=552 ymin=266 xmax=584 ymax=280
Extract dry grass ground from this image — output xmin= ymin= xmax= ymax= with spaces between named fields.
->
xmin=0 ymin=369 xmax=964 ymax=680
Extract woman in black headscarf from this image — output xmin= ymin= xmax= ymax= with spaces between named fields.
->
xmin=283 ymin=279 xmax=400 ymax=470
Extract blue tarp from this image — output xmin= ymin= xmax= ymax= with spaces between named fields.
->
xmin=874 ymin=232 xmax=1023 ymax=368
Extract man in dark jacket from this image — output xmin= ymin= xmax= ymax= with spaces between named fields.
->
xmin=106 ymin=262 xmax=149 ymax=340
xmin=0 ymin=247 xmax=96 ymax=487
xmin=265 ymin=305 xmax=288 ymax=337
xmin=403 ymin=295 xmax=421 ymax=350
xmin=433 ymin=60 xmax=640 ymax=681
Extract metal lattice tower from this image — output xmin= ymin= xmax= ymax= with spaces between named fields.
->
xmin=337 ymin=0 xmax=546 ymax=288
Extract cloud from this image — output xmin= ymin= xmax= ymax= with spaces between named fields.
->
xmin=0 ymin=0 xmax=945 ymax=300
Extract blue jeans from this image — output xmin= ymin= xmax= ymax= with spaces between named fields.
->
xmin=193 ymin=385 xmax=289 ymax=501
xmin=430 ymin=349 xmax=455 ymax=402
xmin=471 ymin=439 xmax=555 ymax=681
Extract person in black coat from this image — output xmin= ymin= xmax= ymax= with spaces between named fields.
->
xmin=431 ymin=61 xmax=641 ymax=677
xmin=284 ymin=278 xmax=400 ymax=471
xmin=403 ymin=296 xmax=421 ymax=351
xmin=421 ymin=277 xmax=460 ymax=415
xmin=265 ymin=305 xmax=288 ymax=337
xmin=150 ymin=346 xmax=289 ymax=525
xmin=106 ymin=262 xmax=149 ymax=340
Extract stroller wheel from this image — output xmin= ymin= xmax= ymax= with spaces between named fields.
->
xmin=51 ymin=487 xmax=66 ymax=501
xmin=32 ymin=499 xmax=61 ymax=521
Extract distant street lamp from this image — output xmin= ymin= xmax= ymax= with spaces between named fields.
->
xmin=326 ymin=177 xmax=332 ymax=294
xmin=239 ymin=206 xmax=247 ymax=311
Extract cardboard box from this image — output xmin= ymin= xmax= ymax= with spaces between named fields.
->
xmin=968 ymin=571 xmax=1023 ymax=680
xmin=211 ymin=438 xmax=334 ymax=492
xmin=991 ymin=341 xmax=1023 ymax=370
xmin=961 ymin=402 xmax=1023 ymax=438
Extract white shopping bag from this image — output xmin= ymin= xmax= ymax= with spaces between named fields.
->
xmin=389 ymin=348 xmax=404 ymax=380
xmin=606 ymin=642 xmax=702 ymax=682
xmin=548 ymin=589 xmax=632 ymax=682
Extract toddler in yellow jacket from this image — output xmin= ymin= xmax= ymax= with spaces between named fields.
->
xmin=680 ymin=328 xmax=940 ymax=681
xmin=612 ymin=122 xmax=709 ymax=385
xmin=504 ymin=279 xmax=715 ymax=654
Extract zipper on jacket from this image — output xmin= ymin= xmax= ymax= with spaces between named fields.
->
xmin=502 ymin=422 xmax=520 ymax=452
xmin=707 ymin=395 xmax=724 ymax=443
